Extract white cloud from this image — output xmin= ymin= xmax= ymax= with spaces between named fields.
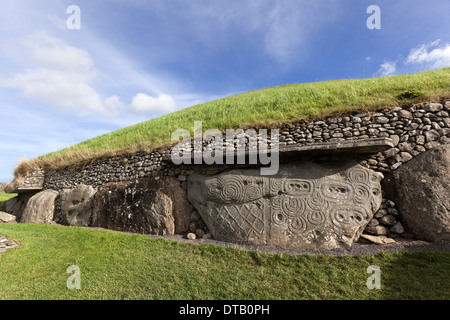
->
xmin=406 ymin=39 xmax=450 ymax=69
xmin=129 ymin=93 xmax=177 ymax=114
xmin=21 ymin=31 xmax=94 ymax=72
xmin=377 ymin=60 xmax=397 ymax=77
xmin=2 ymin=31 xmax=119 ymax=115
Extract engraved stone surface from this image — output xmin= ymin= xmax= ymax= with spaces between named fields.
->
xmin=187 ymin=161 xmax=383 ymax=250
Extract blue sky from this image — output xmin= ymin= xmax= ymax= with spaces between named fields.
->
xmin=1 ymin=0 xmax=450 ymax=182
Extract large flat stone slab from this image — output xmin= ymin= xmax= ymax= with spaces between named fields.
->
xmin=164 ymin=138 xmax=394 ymax=163
xmin=187 ymin=161 xmax=383 ymax=250
xmin=9 ymin=170 xmax=45 ymax=194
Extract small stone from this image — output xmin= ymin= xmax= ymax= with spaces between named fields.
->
xmin=187 ymin=233 xmax=196 ymax=240
xmin=383 ymin=148 xmax=400 ymax=158
xmin=415 ymin=135 xmax=426 ymax=145
xmin=195 ymin=228 xmax=205 ymax=238
xmin=379 ymin=214 xmax=397 ymax=226
xmin=444 ymin=100 xmax=450 ymax=111
xmin=424 ymin=130 xmax=441 ymax=143
xmin=387 ymin=207 xmax=399 ymax=215
xmin=390 ymin=162 xmax=402 ymax=170
xmin=398 ymin=142 xmax=414 ymax=152
xmin=189 ymin=222 xmax=199 ymax=233
xmin=398 ymin=110 xmax=413 ymax=119
xmin=423 ymin=103 xmax=443 ymax=112
xmin=374 ymin=209 xmax=388 ymax=218
xmin=365 ymin=225 xmax=389 ymax=236
xmin=389 ymin=135 xmax=400 ymax=146
xmin=190 ymin=211 xmax=201 ymax=222
xmin=375 ymin=116 xmax=389 ymax=124
xmin=203 ymin=233 xmax=212 ymax=239
xmin=367 ymin=128 xmax=379 ymax=136
xmin=385 ymin=200 xmax=396 ymax=208
xmin=400 ymin=152 xmax=413 ymax=162
xmin=367 ymin=219 xmax=379 ymax=227
xmin=390 ymin=222 xmax=405 ymax=234
xmin=178 ymin=175 xmax=187 ymax=182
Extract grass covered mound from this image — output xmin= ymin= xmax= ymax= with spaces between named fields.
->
xmin=10 ymin=68 xmax=450 ymax=181
xmin=0 ymin=223 xmax=449 ymax=300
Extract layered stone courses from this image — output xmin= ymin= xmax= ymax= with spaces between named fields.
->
xmin=44 ymin=100 xmax=450 ymax=192
xmin=3 ymin=100 xmax=450 ymax=248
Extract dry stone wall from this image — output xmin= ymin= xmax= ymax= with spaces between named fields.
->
xmin=42 ymin=100 xmax=450 ymax=240
xmin=3 ymin=99 xmax=450 ymax=249
xmin=45 ymin=100 xmax=450 ymax=191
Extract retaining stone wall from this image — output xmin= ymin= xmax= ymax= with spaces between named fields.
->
xmin=43 ymin=100 xmax=450 ymax=238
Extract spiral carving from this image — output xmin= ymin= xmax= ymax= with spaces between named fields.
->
xmin=354 ymin=185 xmax=371 ymax=204
xmin=221 ymin=176 xmax=245 ymax=203
xmin=347 ymin=168 xmax=370 ymax=184
xmin=244 ymin=184 xmax=262 ymax=202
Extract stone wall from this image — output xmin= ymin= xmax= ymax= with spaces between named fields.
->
xmin=4 ymin=99 xmax=450 ymax=248
xmin=45 ymin=100 xmax=450 ymax=191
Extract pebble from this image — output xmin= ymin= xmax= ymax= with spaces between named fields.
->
xmin=195 ymin=228 xmax=205 ymax=238
xmin=190 ymin=211 xmax=201 ymax=222
xmin=186 ymin=233 xmax=196 ymax=240
xmin=379 ymin=214 xmax=397 ymax=226
xmin=390 ymin=222 xmax=405 ymax=234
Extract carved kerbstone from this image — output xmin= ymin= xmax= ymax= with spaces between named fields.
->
xmin=187 ymin=161 xmax=383 ymax=250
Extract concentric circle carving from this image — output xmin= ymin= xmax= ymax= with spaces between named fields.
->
xmin=306 ymin=210 xmax=327 ymax=225
xmin=289 ymin=217 xmax=307 ymax=234
xmin=281 ymin=196 xmax=305 ymax=217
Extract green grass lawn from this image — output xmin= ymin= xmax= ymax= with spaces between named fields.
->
xmin=0 ymin=223 xmax=448 ymax=300
xmin=0 ymin=192 xmax=17 ymax=207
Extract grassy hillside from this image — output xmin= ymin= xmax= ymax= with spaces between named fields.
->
xmin=0 ymin=223 xmax=449 ymax=300
xmin=11 ymin=68 xmax=450 ymax=178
